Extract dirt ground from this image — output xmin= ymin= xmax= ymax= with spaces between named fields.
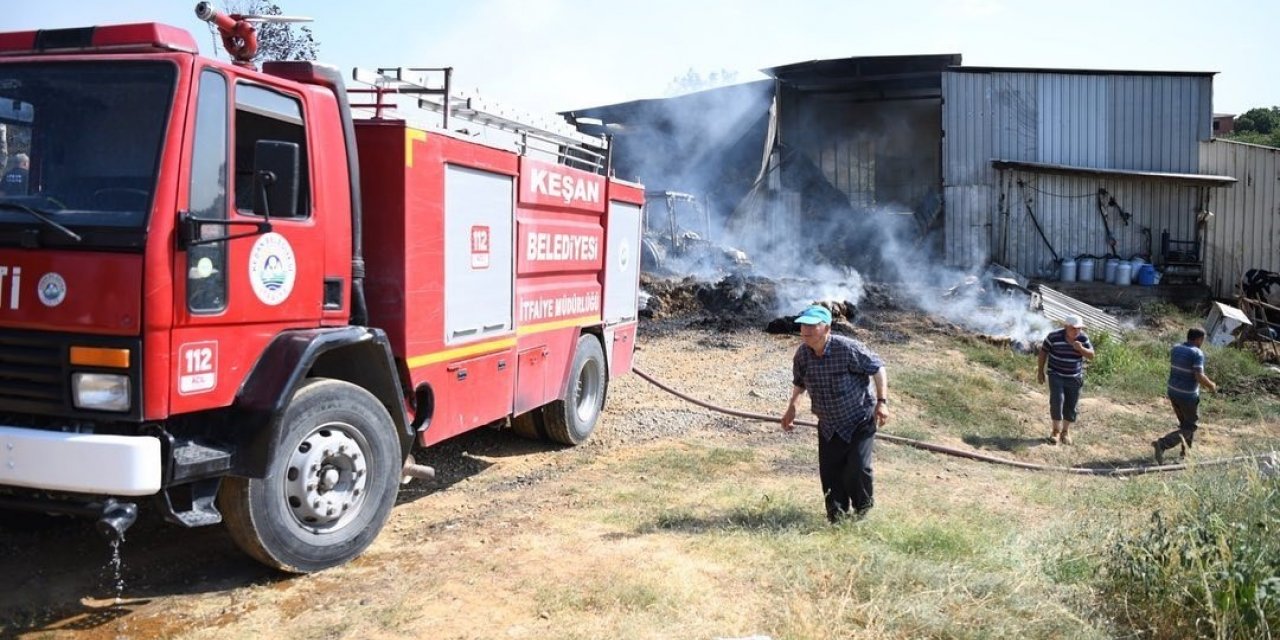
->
xmin=1 ymin=289 xmax=1275 ymax=639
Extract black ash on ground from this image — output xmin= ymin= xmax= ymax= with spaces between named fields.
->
xmin=639 ymin=273 xmax=901 ymax=336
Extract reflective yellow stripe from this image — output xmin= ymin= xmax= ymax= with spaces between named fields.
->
xmin=405 ymin=129 xmax=427 ymax=167
xmin=516 ymin=315 xmax=598 ymax=337
xmin=404 ymin=316 xmax=598 ymax=369
xmin=406 ymin=337 xmax=516 ymax=369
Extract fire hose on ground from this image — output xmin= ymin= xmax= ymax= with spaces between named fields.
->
xmin=632 ymin=367 xmax=1277 ymax=477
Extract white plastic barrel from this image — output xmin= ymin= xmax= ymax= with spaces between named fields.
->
xmin=1105 ymin=258 xmax=1119 ymax=283
xmin=1115 ymin=262 xmax=1132 ymax=286
xmin=1059 ymin=259 xmax=1077 ymax=282
xmin=1077 ymin=258 xmax=1096 ymax=282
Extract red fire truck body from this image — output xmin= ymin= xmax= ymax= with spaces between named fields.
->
xmin=357 ymin=127 xmax=642 ymax=446
xmin=0 ymin=14 xmax=641 ymax=573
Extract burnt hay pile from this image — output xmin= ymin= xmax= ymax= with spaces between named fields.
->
xmin=640 ymin=273 xmax=900 ymax=334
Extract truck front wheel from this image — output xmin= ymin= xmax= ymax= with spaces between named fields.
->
xmin=219 ymin=378 xmax=400 ymax=573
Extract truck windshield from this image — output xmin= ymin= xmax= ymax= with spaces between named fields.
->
xmin=0 ymin=61 xmax=175 ymax=229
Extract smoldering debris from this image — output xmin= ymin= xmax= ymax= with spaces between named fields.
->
xmin=639 ymin=273 xmax=900 ymax=334
xmin=640 ymin=273 xmax=779 ymax=331
xmin=976 ymin=333 xmax=1038 ymax=354
xmin=639 ymin=260 xmax=1102 ymax=357
xmin=764 ymin=299 xmax=858 ymax=336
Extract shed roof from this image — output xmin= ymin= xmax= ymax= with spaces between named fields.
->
xmin=951 ymin=65 xmax=1217 ymax=77
xmin=991 ymin=159 xmax=1237 ymax=187
xmin=762 ymin=54 xmax=961 ymax=93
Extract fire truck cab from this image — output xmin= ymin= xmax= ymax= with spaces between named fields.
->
xmin=0 ymin=11 xmax=642 ymax=572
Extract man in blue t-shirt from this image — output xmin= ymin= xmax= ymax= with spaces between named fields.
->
xmin=1152 ymin=327 xmax=1217 ymax=463
xmin=1036 ymin=314 xmax=1095 ymax=445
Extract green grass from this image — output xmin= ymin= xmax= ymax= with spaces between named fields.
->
xmin=1087 ymin=331 xmax=1171 ymax=400
xmin=879 ymin=520 xmax=981 ymax=560
xmin=897 ymin=369 xmax=1024 ymax=435
xmin=1091 ymin=468 xmax=1280 ymax=638
xmin=617 ymin=444 xmax=756 ymax=478
xmin=960 ymin=338 xmax=1035 ymax=382
xmin=533 ymin=575 xmax=671 ymax=615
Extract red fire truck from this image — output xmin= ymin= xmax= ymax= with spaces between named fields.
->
xmin=0 ymin=5 xmax=642 ymax=572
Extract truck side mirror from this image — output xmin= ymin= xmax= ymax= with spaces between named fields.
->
xmin=252 ymin=140 xmax=299 ymax=218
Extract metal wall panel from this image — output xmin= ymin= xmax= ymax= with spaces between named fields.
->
xmin=943 ymin=70 xmax=1213 ymax=271
xmin=1200 ymin=139 xmax=1280 ymax=298
xmin=992 ymin=170 xmax=1203 ymax=279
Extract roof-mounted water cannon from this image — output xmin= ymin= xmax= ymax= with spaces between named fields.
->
xmin=194 ymin=1 xmax=311 ymax=68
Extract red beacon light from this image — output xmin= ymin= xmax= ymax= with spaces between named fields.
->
xmin=0 ymin=23 xmax=199 ymax=56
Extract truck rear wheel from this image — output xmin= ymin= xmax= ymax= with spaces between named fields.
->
xmin=543 ymin=334 xmax=607 ymax=445
xmin=219 ymin=378 xmax=400 ymax=573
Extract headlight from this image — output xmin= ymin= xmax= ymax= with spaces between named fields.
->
xmin=72 ymin=373 xmax=131 ymax=412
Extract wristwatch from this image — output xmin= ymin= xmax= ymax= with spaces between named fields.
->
xmin=876 ymin=398 xmax=889 ymax=405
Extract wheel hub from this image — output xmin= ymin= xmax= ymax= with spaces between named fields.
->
xmin=574 ymin=359 xmax=601 ymax=423
xmin=285 ymin=425 xmax=369 ymax=530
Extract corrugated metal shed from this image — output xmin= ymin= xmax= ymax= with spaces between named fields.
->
xmin=943 ymin=69 xmax=1219 ymax=276
xmin=1200 ymin=139 xmax=1280 ymax=298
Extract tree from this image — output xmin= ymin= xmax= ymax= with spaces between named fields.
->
xmin=665 ymin=68 xmax=741 ymax=97
xmin=1227 ymin=106 xmax=1280 ymax=148
xmin=220 ymin=1 xmax=319 ymax=63
xmin=1234 ymin=106 xmax=1280 ymax=135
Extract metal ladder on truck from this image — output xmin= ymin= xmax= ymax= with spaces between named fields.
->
xmin=348 ymin=66 xmax=610 ymax=175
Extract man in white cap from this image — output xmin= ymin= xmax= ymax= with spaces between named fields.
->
xmin=1036 ymin=314 xmax=1095 ymax=444
xmin=782 ymin=304 xmax=889 ymax=522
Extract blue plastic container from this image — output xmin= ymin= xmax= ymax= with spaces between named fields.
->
xmin=1137 ymin=264 xmax=1157 ymax=286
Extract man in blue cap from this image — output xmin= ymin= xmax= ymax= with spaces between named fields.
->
xmin=781 ymin=304 xmax=889 ymax=522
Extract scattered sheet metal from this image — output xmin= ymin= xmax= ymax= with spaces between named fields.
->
xmin=1034 ymin=284 xmax=1125 ymax=340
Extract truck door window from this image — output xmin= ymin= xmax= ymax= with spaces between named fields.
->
xmin=188 ymin=70 xmax=229 ymax=313
xmin=233 ymin=83 xmax=309 ymax=218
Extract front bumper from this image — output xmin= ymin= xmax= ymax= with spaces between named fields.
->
xmin=0 ymin=425 xmax=161 ymax=496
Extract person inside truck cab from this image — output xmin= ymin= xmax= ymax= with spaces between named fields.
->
xmin=1 ymin=153 xmax=28 ymax=196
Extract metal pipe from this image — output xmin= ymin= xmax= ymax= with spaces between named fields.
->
xmin=96 ymin=500 xmax=139 ymax=543
xmin=632 ymin=366 xmax=1274 ymax=477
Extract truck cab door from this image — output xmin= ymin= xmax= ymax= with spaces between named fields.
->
xmin=171 ymin=70 xmax=326 ymax=415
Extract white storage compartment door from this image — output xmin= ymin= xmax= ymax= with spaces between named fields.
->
xmin=444 ymin=165 xmax=514 ymax=344
xmin=603 ymin=200 xmax=641 ymax=324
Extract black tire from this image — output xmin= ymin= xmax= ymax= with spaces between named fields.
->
xmin=542 ymin=335 xmax=608 ymax=445
xmin=218 ymin=378 xmax=400 ymax=573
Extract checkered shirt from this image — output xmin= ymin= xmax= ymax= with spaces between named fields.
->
xmin=793 ymin=334 xmax=884 ymax=442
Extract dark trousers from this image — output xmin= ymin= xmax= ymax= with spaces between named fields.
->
xmin=818 ymin=424 xmax=875 ymax=522
xmin=1048 ymin=373 xmax=1083 ymax=422
xmin=1157 ymin=396 xmax=1201 ymax=450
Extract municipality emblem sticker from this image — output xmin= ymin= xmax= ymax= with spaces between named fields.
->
xmin=248 ymin=232 xmax=297 ymax=306
xmin=38 ymin=272 xmax=66 ymax=307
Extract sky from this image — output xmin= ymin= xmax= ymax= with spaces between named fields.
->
xmin=3 ymin=0 xmax=1276 ymax=116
